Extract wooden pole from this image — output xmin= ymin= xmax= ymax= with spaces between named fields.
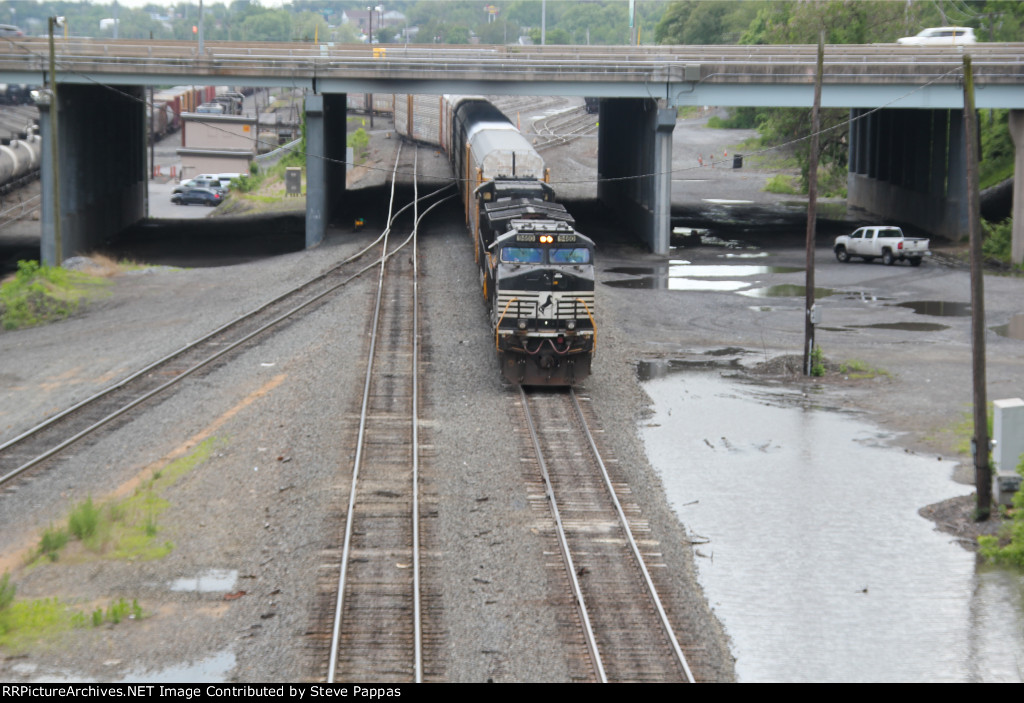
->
xmin=963 ymin=55 xmax=991 ymax=519
xmin=803 ymin=33 xmax=824 ymax=375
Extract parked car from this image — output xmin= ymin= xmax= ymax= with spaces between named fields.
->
xmin=173 ymin=177 xmax=227 ymax=195
xmin=834 ymin=226 xmax=930 ymax=266
xmin=897 ymin=27 xmax=976 ymax=46
xmin=195 ymin=102 xmax=225 ymax=114
xmin=171 ymin=187 xmax=224 ymax=206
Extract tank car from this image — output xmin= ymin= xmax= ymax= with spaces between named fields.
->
xmin=394 ymin=94 xmax=595 ymax=385
xmin=0 ymin=134 xmax=41 ymax=194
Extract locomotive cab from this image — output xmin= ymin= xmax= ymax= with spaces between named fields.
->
xmin=489 ymin=222 xmax=595 ymax=386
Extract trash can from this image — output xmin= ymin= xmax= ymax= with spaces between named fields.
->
xmin=733 ymin=154 xmax=743 ymax=169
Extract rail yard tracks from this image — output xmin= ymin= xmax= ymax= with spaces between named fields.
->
xmin=0 ymin=157 xmax=451 ymax=489
xmin=322 ymin=147 xmax=451 ymax=683
xmin=531 ymin=105 xmax=598 ymax=152
xmin=518 ymin=387 xmax=696 ymax=683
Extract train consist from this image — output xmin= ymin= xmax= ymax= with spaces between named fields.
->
xmin=394 ymin=94 xmax=595 ymax=386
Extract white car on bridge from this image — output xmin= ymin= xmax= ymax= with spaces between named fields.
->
xmin=897 ymin=27 xmax=976 ymax=46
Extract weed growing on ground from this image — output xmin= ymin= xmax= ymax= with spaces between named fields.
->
xmin=979 ymin=455 xmax=1024 ymax=566
xmin=68 ymin=497 xmax=101 ymax=541
xmin=37 ymin=525 xmax=69 ymax=562
xmin=31 ymin=438 xmax=219 ymax=564
xmin=0 ymin=573 xmax=15 ymax=611
xmin=810 ymin=345 xmax=826 ymax=377
xmin=0 ymin=260 xmax=112 ymax=330
xmin=764 ymin=174 xmax=799 ymax=195
xmin=839 ymin=359 xmax=891 ymax=380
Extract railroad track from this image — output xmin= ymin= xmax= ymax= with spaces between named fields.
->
xmin=531 ymin=105 xmax=598 ymax=152
xmin=324 ymin=147 xmax=450 ymax=683
xmin=517 ymin=387 xmax=696 ymax=683
xmin=0 ymin=161 xmax=453 ymax=489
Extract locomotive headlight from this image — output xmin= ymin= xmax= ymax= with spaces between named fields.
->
xmin=567 ymin=320 xmax=576 ymax=330
xmin=518 ymin=319 xmax=527 ymax=330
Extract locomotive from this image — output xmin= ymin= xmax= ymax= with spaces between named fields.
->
xmin=394 ymin=94 xmax=595 ymax=386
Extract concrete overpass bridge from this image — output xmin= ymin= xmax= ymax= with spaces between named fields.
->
xmin=1 ymin=38 xmax=1022 ymax=261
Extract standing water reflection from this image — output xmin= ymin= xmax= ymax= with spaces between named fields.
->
xmin=638 ymin=367 xmax=1024 ymax=682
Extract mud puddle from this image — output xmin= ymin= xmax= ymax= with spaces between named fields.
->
xmin=638 ymin=363 xmax=1024 ymax=682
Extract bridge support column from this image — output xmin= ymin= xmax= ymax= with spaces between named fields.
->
xmin=39 ymin=84 xmax=146 ymax=265
xmin=848 ymin=108 xmax=967 ymax=240
xmin=597 ymin=98 xmax=676 ymax=255
xmin=304 ymin=93 xmax=347 ymax=249
xmin=1009 ymin=110 xmax=1024 ymax=265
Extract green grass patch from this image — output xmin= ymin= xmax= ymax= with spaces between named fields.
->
xmin=0 ymin=260 xmax=112 ymax=331
xmin=0 ymin=595 xmax=74 ymax=651
xmin=764 ymin=174 xmax=799 ymax=195
xmin=839 ymin=359 xmax=891 ymax=380
xmin=32 ymin=438 xmax=219 ymax=564
xmin=0 ymin=574 xmax=144 ymax=652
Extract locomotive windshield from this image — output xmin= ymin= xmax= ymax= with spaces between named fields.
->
xmin=501 ymin=247 xmax=544 ymax=264
xmin=549 ymin=248 xmax=591 ymax=264
xmin=500 ymin=246 xmax=591 ymax=265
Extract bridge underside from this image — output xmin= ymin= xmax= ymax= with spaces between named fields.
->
xmin=36 ymin=86 xmax=1021 ymax=266
xmin=847 ymin=108 xmax=968 ymax=240
xmin=39 ymin=84 xmax=147 ymax=264
xmin=597 ymin=98 xmax=677 ymax=255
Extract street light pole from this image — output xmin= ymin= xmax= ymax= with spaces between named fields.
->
xmin=48 ymin=16 xmax=62 ymax=266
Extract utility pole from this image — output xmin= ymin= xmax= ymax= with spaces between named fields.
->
xmin=803 ymin=32 xmax=824 ymax=375
xmin=47 ymin=16 xmax=62 ymax=266
xmin=541 ymin=0 xmax=546 ymax=46
xmin=963 ymin=55 xmax=991 ymax=519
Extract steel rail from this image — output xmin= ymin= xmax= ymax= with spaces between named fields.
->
xmin=411 ymin=149 xmax=423 ymax=685
xmin=325 ymin=151 xmax=453 ymax=682
xmin=0 ymin=182 xmax=453 ymax=489
xmin=519 ymin=385 xmax=608 ymax=683
xmin=569 ymin=389 xmax=695 ymax=683
xmin=327 ymin=141 xmax=402 ymax=683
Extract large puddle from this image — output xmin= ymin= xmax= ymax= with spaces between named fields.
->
xmin=638 ymin=365 xmax=1024 ymax=682
xmin=604 ymin=261 xmax=804 ymax=292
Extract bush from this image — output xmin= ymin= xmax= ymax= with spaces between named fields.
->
xmin=982 ymin=218 xmax=1013 ymax=263
xmin=68 ymin=497 xmax=100 ymax=541
xmin=764 ymin=174 xmax=799 ymax=194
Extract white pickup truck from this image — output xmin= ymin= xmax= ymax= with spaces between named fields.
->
xmin=834 ymin=226 xmax=930 ymax=267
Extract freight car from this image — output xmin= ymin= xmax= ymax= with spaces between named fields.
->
xmin=395 ymin=94 xmax=595 ymax=386
xmin=0 ymin=133 xmax=41 ymax=194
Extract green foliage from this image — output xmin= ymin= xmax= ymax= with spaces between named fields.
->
xmin=764 ymin=174 xmax=799 ymax=194
xmin=979 ymin=455 xmax=1024 ymax=566
xmin=68 ymin=497 xmax=101 ymax=541
xmin=982 ymin=218 xmax=1015 ymax=264
xmin=348 ymin=127 xmax=370 ymax=163
xmin=0 ymin=597 xmax=73 ymax=651
xmin=0 ymin=573 xmax=15 ymax=612
xmin=29 ymin=438 xmax=217 ymax=564
xmin=810 ymin=345 xmax=826 ymax=377
xmin=706 ymin=107 xmax=760 ymax=129
xmin=38 ymin=526 xmax=68 ymax=562
xmin=0 ymin=260 xmax=111 ymax=331
xmin=980 ymin=109 xmax=1014 ymax=190
xmin=839 ymin=359 xmax=890 ymax=379
xmin=656 ymin=0 xmax=759 ymax=45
